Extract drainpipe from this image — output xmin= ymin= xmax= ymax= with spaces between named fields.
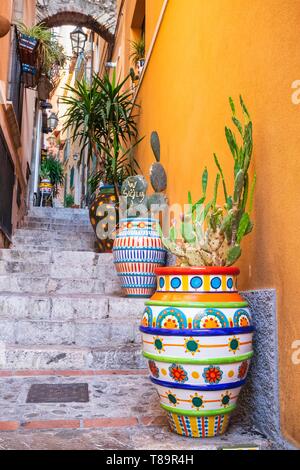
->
xmin=32 ymin=109 xmax=42 ymax=204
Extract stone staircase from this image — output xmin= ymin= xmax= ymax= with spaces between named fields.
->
xmin=0 ymin=207 xmax=144 ymax=370
xmin=0 ymin=207 xmax=274 ymax=449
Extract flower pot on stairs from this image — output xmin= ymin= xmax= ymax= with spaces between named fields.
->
xmin=89 ymin=185 xmax=118 ymax=253
xmin=113 ymin=218 xmax=166 ymax=298
xmin=140 ymin=266 xmax=254 ymax=437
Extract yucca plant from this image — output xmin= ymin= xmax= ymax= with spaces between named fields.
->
xmin=162 ymin=96 xmax=256 ymax=267
xmin=61 ymin=71 xmax=143 ymax=200
xmin=130 ymin=37 xmax=145 ymax=67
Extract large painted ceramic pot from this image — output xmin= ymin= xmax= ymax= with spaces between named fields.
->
xmin=113 ymin=218 xmax=166 ymax=298
xmin=140 ymin=266 xmax=254 ymax=438
xmin=89 ymin=185 xmax=118 ymax=253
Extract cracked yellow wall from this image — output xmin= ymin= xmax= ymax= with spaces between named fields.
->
xmin=129 ymin=0 xmax=300 ymax=447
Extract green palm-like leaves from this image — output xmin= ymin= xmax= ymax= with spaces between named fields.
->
xmin=61 ymin=72 xmax=143 ymax=195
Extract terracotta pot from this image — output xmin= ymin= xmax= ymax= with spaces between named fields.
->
xmin=140 ymin=266 xmax=254 ymax=437
xmin=113 ymin=218 xmax=166 ymax=298
xmin=89 ymin=185 xmax=118 ymax=253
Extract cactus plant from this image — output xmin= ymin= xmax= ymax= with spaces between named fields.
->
xmin=148 ymin=131 xmax=168 ymax=212
xmin=162 ymin=96 xmax=256 ymax=267
xmin=151 ymin=131 xmax=161 ymax=162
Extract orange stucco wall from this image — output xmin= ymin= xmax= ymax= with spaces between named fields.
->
xmin=0 ymin=0 xmax=36 ymax=245
xmin=115 ymin=0 xmax=300 ymax=446
xmin=112 ymin=0 xmax=165 ymax=79
xmin=0 ymin=1 xmax=13 ymax=96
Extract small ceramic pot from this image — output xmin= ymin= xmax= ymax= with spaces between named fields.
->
xmin=39 ymin=178 xmax=53 ymax=195
xmin=113 ymin=218 xmax=166 ymax=298
xmin=89 ymin=185 xmax=118 ymax=253
xmin=140 ymin=266 xmax=254 ymax=438
xmin=137 ymin=58 xmax=145 ymax=75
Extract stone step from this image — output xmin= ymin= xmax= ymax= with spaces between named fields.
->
xmin=0 ymin=276 xmax=120 ymax=295
xmin=12 ymin=240 xmax=97 ymax=252
xmin=0 ymin=318 xmax=141 ymax=347
xmin=14 ymin=229 xmax=95 ymax=242
xmin=28 ymin=208 xmax=89 ymax=218
xmin=2 ymin=345 xmax=145 ymax=370
xmin=22 ymin=222 xmax=94 ymax=234
xmin=0 ymin=293 xmax=144 ymax=347
xmin=0 ymin=250 xmax=113 ymax=265
xmin=0 ymin=293 xmax=144 ymax=321
xmin=24 ymin=216 xmax=91 ymax=226
xmin=0 ymin=371 xmax=271 ymax=449
xmin=0 ymin=260 xmax=115 ymax=277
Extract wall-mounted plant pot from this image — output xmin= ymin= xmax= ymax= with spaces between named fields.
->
xmin=17 ymin=32 xmax=39 ymax=67
xmin=89 ymin=185 xmax=118 ymax=253
xmin=22 ymin=64 xmax=39 ymax=89
xmin=37 ymin=76 xmax=54 ymax=101
xmin=140 ymin=266 xmax=254 ymax=437
xmin=113 ymin=218 xmax=166 ymax=298
xmin=137 ymin=58 xmax=145 ymax=75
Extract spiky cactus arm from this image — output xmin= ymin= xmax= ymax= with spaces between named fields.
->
xmin=161 ymin=96 xmax=255 ymax=268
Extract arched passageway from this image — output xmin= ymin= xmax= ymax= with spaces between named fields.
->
xmin=37 ymin=0 xmax=116 ymax=43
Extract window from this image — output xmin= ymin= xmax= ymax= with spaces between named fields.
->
xmin=70 ymin=166 xmax=75 ymax=189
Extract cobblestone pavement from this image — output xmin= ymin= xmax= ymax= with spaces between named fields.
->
xmin=0 ymin=370 xmax=271 ymax=450
xmin=0 ymin=425 xmax=271 ymax=450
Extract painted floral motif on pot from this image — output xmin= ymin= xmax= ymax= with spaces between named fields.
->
xmin=142 ymin=305 xmax=252 ymax=330
xmin=140 ymin=266 xmax=254 ymax=438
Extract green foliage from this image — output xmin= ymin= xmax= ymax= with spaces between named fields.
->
xmin=40 ymin=157 xmax=64 ymax=197
xmin=130 ymin=38 xmax=145 ymax=67
xmin=61 ymin=72 xmax=143 ymax=199
xmin=17 ymin=22 xmax=66 ymax=76
xmin=162 ymin=96 xmax=256 ymax=267
xmin=65 ymin=194 xmax=74 ymax=208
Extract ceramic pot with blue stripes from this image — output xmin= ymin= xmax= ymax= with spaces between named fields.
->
xmin=140 ymin=266 xmax=254 ymax=437
xmin=113 ymin=218 xmax=166 ymax=298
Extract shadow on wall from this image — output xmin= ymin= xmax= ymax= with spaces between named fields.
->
xmin=232 ymin=289 xmax=295 ymax=449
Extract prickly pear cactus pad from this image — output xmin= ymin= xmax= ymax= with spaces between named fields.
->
xmin=151 ymin=131 xmax=161 ymax=162
xmin=150 ymin=163 xmax=167 ymax=193
xmin=147 ymin=193 xmax=168 ymax=212
xmin=162 ymin=96 xmax=256 ymax=267
xmin=121 ymin=176 xmax=148 ymax=207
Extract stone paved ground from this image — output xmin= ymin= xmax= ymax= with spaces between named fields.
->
xmin=0 ymin=425 xmax=271 ymax=450
xmin=0 ymin=370 xmax=271 ymax=450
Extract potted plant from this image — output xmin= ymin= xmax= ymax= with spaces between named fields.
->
xmin=140 ymin=96 xmax=256 ymax=437
xmin=65 ymin=194 xmax=75 ymax=208
xmin=130 ymin=37 xmax=145 ymax=75
xmin=39 ymin=163 xmax=52 ymax=196
xmin=39 ymin=156 xmax=65 ymax=197
xmin=17 ymin=22 xmax=66 ymax=91
xmin=61 ymin=72 xmax=143 ymax=252
xmin=113 ymin=132 xmax=169 ymax=297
